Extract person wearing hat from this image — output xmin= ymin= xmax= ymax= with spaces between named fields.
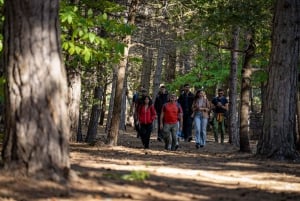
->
xmin=154 ymin=84 xmax=169 ymax=142
xmin=160 ymin=93 xmax=183 ymax=151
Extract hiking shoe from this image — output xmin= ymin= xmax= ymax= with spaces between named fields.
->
xmin=175 ymin=144 xmax=179 ymax=150
xmin=195 ymin=144 xmax=200 ymax=149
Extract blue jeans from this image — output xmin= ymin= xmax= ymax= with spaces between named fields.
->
xmin=194 ymin=112 xmax=208 ymax=146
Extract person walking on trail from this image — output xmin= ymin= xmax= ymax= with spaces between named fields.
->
xmin=160 ymin=93 xmax=183 ymax=151
xmin=192 ymin=90 xmax=210 ymax=149
xmin=178 ymin=84 xmax=194 ymax=142
xmin=137 ymin=95 xmax=157 ymax=149
xmin=211 ymin=88 xmax=229 ymax=143
xmin=154 ymin=84 xmax=169 ymax=142
xmin=130 ymin=86 xmax=147 ymax=138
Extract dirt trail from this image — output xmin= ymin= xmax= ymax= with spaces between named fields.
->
xmin=1 ymin=126 xmax=300 ymax=201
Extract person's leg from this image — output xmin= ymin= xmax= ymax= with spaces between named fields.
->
xmin=163 ymin=124 xmax=172 ymax=150
xmin=157 ymin=113 xmax=163 ymax=141
xmin=213 ymin=115 xmax=219 ymax=143
xmin=182 ymin=113 xmax=188 ymax=141
xmin=139 ymin=124 xmax=146 ymax=147
xmin=144 ymin=124 xmax=152 ymax=148
xmin=201 ymin=117 xmax=208 ymax=146
xmin=194 ymin=114 xmax=201 ymax=148
xmin=170 ymin=124 xmax=178 ymax=150
xmin=186 ymin=115 xmax=193 ymax=142
xmin=220 ymin=118 xmax=226 ymax=143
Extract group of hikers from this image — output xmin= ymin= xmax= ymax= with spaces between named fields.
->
xmin=129 ymin=84 xmax=229 ymax=151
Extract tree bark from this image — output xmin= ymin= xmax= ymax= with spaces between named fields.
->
xmin=228 ymin=26 xmax=240 ymax=147
xmin=86 ymin=87 xmax=102 ymax=143
xmin=67 ymin=68 xmax=81 ymax=142
xmin=239 ymin=34 xmax=255 ymax=153
xmin=106 ymin=0 xmax=140 ymax=146
xmin=257 ymin=0 xmax=300 ymax=160
xmin=2 ymin=0 xmax=70 ymax=179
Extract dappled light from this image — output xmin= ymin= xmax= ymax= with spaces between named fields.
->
xmin=1 ymin=126 xmax=300 ymax=201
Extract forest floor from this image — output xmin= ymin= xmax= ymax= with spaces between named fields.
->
xmin=1 ymin=126 xmax=300 ymax=201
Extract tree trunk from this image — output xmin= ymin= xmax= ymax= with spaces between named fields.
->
xmin=239 ymin=34 xmax=255 ymax=153
xmin=99 ymin=83 xmax=108 ymax=125
xmin=106 ymin=0 xmax=140 ymax=146
xmin=257 ymin=0 xmax=300 ymax=160
xmin=86 ymin=87 xmax=102 ymax=143
xmin=2 ymin=0 xmax=70 ymax=179
xmin=67 ymin=68 xmax=81 ymax=142
xmin=141 ymin=47 xmax=153 ymax=93
xmin=228 ymin=26 xmax=240 ymax=147
xmin=165 ymin=32 xmax=177 ymax=83
xmin=152 ymin=39 xmax=165 ymax=100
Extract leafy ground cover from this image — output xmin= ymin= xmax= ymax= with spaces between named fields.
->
xmin=1 ymin=126 xmax=300 ymax=201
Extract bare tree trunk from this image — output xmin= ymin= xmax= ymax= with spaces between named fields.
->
xmin=165 ymin=34 xmax=177 ymax=83
xmin=152 ymin=39 xmax=165 ymax=100
xmin=257 ymin=0 xmax=300 ymax=160
xmin=2 ymin=0 xmax=70 ymax=179
xmin=141 ymin=47 xmax=153 ymax=93
xmin=229 ymin=26 xmax=240 ymax=146
xmin=67 ymin=68 xmax=81 ymax=142
xmin=99 ymin=83 xmax=108 ymax=125
xmin=106 ymin=68 xmax=117 ymax=133
xmin=107 ymin=0 xmax=140 ymax=146
xmin=296 ymin=89 xmax=300 ymax=150
xmin=85 ymin=87 xmax=102 ymax=143
xmin=239 ymin=33 xmax=255 ymax=153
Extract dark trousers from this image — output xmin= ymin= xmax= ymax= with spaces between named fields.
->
xmin=139 ymin=123 xmax=153 ymax=148
xmin=157 ymin=113 xmax=163 ymax=139
xmin=182 ymin=113 xmax=193 ymax=141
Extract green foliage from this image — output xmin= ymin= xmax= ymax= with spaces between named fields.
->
xmin=60 ymin=0 xmax=134 ymax=65
xmin=103 ymin=170 xmax=150 ymax=181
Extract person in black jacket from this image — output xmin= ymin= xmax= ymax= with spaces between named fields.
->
xmin=154 ymin=85 xmax=169 ymax=141
xmin=178 ymin=84 xmax=194 ymax=142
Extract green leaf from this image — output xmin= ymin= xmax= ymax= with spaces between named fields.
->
xmin=88 ymin=33 xmax=96 ymax=43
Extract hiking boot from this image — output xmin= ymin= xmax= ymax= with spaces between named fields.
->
xmin=174 ymin=144 xmax=179 ymax=150
xmin=195 ymin=144 xmax=200 ymax=149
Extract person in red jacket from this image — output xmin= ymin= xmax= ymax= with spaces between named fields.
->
xmin=160 ymin=93 xmax=183 ymax=151
xmin=137 ymin=95 xmax=157 ymax=149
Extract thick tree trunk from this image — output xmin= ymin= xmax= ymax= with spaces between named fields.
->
xmin=2 ymin=0 xmax=70 ymax=179
xmin=257 ymin=0 xmax=300 ymax=160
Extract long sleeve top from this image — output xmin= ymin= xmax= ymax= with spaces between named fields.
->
xmin=138 ymin=105 xmax=157 ymax=124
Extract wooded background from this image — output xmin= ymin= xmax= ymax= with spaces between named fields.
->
xmin=0 ymin=0 xmax=299 ymax=180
